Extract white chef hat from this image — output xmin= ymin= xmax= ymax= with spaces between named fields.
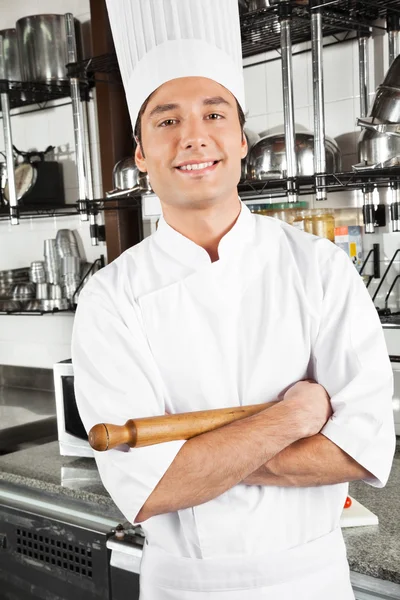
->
xmin=105 ymin=0 xmax=246 ymax=132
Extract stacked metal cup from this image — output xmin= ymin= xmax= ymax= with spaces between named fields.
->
xmin=56 ymin=229 xmax=80 ymax=259
xmin=61 ymin=256 xmax=82 ymax=301
xmin=30 ymin=261 xmax=47 ymax=304
xmin=44 ymin=239 xmax=60 ymax=285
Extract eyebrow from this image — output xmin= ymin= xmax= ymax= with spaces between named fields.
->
xmin=148 ymin=96 xmax=231 ymax=119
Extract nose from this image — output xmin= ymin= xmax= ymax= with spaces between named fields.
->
xmin=179 ymin=115 xmax=208 ymax=150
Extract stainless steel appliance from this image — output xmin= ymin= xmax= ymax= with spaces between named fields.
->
xmin=53 ymin=359 xmax=93 ymax=457
xmin=0 ymin=485 xmax=142 ymax=600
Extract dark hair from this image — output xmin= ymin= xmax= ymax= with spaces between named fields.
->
xmin=134 ymin=94 xmax=246 ymax=154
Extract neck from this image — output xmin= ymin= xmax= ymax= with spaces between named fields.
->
xmin=161 ymin=193 xmax=242 ymax=262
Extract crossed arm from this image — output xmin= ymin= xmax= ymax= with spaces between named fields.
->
xmin=242 ymin=433 xmax=372 ymax=487
xmin=135 ymin=381 xmax=372 ymax=523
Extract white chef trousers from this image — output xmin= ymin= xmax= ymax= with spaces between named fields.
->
xmin=139 ymin=528 xmax=355 ymax=599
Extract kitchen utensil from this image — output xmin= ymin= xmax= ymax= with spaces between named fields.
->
xmin=89 ymin=401 xmax=278 ymax=451
xmin=247 ymin=131 xmax=341 ymax=180
xmin=35 ymin=283 xmax=49 ymax=300
xmin=41 ymin=298 xmax=69 ymax=311
xmin=357 ymin=126 xmax=400 ymax=166
xmin=49 ymin=284 xmax=63 ymax=300
xmin=11 ymin=283 xmax=35 ymax=300
xmin=29 ymin=261 xmax=46 ymax=284
xmin=16 ymin=14 xmax=81 ymax=83
xmin=24 ymin=299 xmax=43 ymax=311
xmin=241 ymin=128 xmax=260 ymax=181
xmin=0 ymin=29 xmax=22 ymax=80
xmin=370 ymin=85 xmax=400 ymax=123
xmin=44 ymin=238 xmax=60 ymax=285
xmin=106 ymin=157 xmax=153 ymax=198
xmin=56 ymin=229 xmax=80 ymax=258
xmin=0 ymin=267 xmax=29 ymax=281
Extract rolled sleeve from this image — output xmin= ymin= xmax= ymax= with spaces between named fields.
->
xmin=313 ymin=246 xmax=396 ymax=487
xmin=71 ymin=285 xmax=186 ymax=523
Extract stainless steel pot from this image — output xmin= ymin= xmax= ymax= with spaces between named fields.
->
xmin=0 ymin=29 xmax=22 ymax=80
xmin=106 ymin=156 xmax=153 ymax=198
xmin=246 ymin=131 xmax=341 ymax=180
xmin=16 ymin=14 xmax=81 ymax=82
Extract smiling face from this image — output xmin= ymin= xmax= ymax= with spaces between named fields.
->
xmin=134 ymin=77 xmax=247 ymax=212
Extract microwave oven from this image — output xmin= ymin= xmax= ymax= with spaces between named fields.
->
xmin=53 ymin=359 xmax=93 ymax=457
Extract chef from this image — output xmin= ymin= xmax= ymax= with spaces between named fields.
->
xmin=72 ymin=1 xmax=396 ymax=598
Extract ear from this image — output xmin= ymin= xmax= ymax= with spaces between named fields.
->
xmin=240 ymin=131 xmax=248 ymax=160
xmin=135 ymin=142 xmax=147 ymax=172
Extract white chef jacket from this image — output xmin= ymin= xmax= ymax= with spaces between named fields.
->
xmin=72 ymin=201 xmax=395 ymax=599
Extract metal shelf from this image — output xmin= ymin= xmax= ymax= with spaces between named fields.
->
xmin=240 ymin=0 xmax=400 ymax=58
xmin=238 ymin=166 xmax=400 ymax=199
xmin=0 ymin=80 xmax=91 ymax=111
xmin=0 ymin=309 xmax=75 ymax=316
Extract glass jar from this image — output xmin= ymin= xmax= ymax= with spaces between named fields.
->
xmin=311 ymin=209 xmax=335 ymax=242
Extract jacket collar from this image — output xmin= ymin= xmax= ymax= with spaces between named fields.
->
xmin=153 ymin=200 xmax=255 ymax=270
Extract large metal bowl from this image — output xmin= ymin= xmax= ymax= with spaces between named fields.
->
xmin=246 ymin=131 xmax=341 ymax=180
xmin=358 ymin=126 xmax=400 ymax=166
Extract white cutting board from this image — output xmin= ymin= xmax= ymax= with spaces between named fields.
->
xmin=340 ymin=497 xmax=379 ymax=528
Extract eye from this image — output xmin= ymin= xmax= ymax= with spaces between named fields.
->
xmin=159 ymin=119 xmax=177 ymax=127
xmin=207 ymin=113 xmax=223 ymax=120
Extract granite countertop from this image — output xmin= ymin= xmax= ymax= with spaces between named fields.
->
xmin=0 ymin=440 xmax=399 ymax=584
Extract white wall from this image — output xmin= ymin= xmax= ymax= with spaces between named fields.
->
xmin=0 ymin=0 xmax=106 ymax=368
xmin=242 ymin=28 xmax=400 ymax=312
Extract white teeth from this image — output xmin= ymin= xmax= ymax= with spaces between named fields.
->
xmin=179 ymin=161 xmax=214 ymax=171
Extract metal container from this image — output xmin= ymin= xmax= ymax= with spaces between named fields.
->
xmin=358 ymin=127 xmax=400 ymax=166
xmin=247 ymin=131 xmax=341 ymax=180
xmin=0 ymin=29 xmax=22 ymax=80
xmin=112 ymin=157 xmax=152 ymax=192
xmin=16 ymin=14 xmax=80 ymax=82
xmin=241 ymin=128 xmax=260 ymax=181
xmin=370 ymin=86 xmax=400 ymax=124
xmin=107 ymin=156 xmax=153 ymax=198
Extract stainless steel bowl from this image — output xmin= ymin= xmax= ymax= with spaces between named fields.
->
xmin=358 ymin=126 xmax=400 ymax=166
xmin=381 ymin=54 xmax=400 ymax=89
xmin=11 ymin=283 xmax=36 ymax=300
xmin=246 ymin=131 xmax=341 ymax=180
xmin=370 ymin=86 xmax=400 ymax=124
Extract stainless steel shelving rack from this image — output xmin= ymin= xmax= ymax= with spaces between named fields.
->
xmin=1 ymin=2 xmax=400 ymax=222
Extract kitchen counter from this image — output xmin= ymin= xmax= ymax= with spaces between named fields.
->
xmin=0 ymin=441 xmax=399 ymax=584
xmin=0 ymin=386 xmax=57 ymax=451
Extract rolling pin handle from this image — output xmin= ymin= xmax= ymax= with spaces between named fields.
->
xmin=88 ymin=423 xmax=109 ymax=451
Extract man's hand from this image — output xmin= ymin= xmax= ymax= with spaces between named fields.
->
xmin=280 ymin=380 xmax=332 ymax=439
xmin=242 ymin=381 xmax=371 ymax=488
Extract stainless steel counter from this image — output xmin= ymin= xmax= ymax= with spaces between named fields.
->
xmin=0 ymin=386 xmax=57 ymax=452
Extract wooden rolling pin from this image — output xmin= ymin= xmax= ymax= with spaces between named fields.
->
xmin=89 ymin=401 xmax=278 ymax=451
